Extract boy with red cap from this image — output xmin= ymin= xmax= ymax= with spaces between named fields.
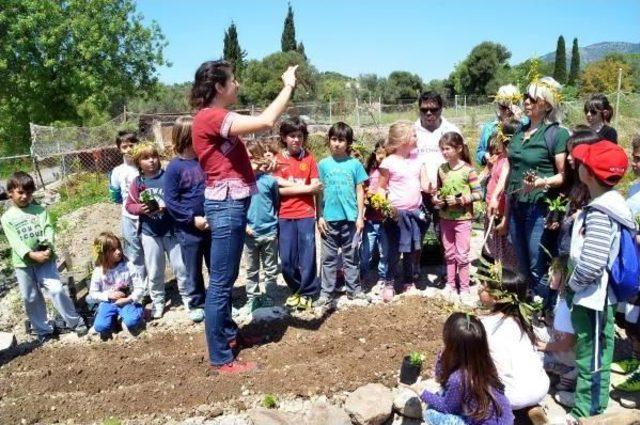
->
xmin=565 ymin=140 xmax=635 ymax=422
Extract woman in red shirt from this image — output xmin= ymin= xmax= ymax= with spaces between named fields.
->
xmin=191 ymin=60 xmax=297 ymax=373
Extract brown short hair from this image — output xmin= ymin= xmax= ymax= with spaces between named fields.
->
xmin=92 ymin=232 xmax=123 ymax=270
xmin=7 ymin=171 xmax=36 ymax=193
xmin=171 ymin=116 xmax=193 ymax=154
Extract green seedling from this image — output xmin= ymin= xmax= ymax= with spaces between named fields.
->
xmin=408 ymin=351 xmax=425 ymax=367
xmin=262 ymin=394 xmax=279 ymax=409
xmin=545 ymin=195 xmax=568 ymax=213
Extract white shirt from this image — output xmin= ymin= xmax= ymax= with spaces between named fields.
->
xmin=481 ymin=314 xmax=549 ymax=410
xmin=110 ymin=162 xmax=139 ymax=219
xmin=414 ymin=117 xmax=461 ymax=187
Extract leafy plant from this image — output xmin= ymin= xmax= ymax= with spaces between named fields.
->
xmin=545 ymin=195 xmax=568 ymax=212
xmin=408 ymin=351 xmax=425 ymax=367
xmin=368 ymin=193 xmax=394 ymax=218
xmin=635 ymin=213 xmax=640 ymax=229
xmin=140 ymin=190 xmax=153 ymax=203
xmin=262 ymin=394 xmax=279 ymax=409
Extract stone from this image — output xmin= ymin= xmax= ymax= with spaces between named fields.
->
xmin=0 ymin=332 xmax=16 ymax=352
xmin=344 ymin=383 xmax=393 ymax=425
xmin=305 ymin=402 xmax=351 ymax=425
xmin=246 ymin=408 xmax=296 ymax=425
xmin=390 ymin=412 xmax=424 ymax=424
xmin=393 ymin=387 xmax=423 ymax=419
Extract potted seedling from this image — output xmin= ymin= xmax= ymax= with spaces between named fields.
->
xmin=140 ymin=189 xmax=159 ymax=213
xmin=544 ymin=195 xmax=568 ymax=227
xmin=368 ymin=193 xmax=395 ymax=220
xmin=35 ymin=239 xmax=51 ymax=252
xmin=399 ymin=351 xmax=425 ymax=384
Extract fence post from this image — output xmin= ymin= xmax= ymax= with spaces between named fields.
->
xmin=615 ymin=67 xmax=622 ymax=128
xmin=31 ymin=153 xmax=46 ymax=189
xmin=355 ymin=97 xmax=360 ymax=127
xmin=464 ymin=95 xmax=467 ymax=122
xmin=251 ymin=105 xmax=255 ymax=116
xmin=329 ymin=97 xmax=332 ymax=123
xmin=378 ymin=96 xmax=382 ymax=122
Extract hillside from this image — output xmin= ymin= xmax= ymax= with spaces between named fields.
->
xmin=541 ymin=41 xmax=640 ymax=66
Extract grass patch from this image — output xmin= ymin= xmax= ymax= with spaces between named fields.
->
xmin=49 ymin=173 xmax=109 ymax=228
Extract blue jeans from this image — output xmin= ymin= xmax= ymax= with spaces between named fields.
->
xmin=204 ymin=197 xmax=250 ymax=366
xmin=176 ymin=228 xmax=210 ymax=309
xmin=360 ymin=221 xmax=389 ymax=280
xmin=423 ymin=409 xmax=466 ymax=425
xmin=509 ymin=199 xmax=557 ymax=300
xmin=93 ymin=301 xmax=144 ymax=334
xmin=278 ymin=218 xmax=318 ymax=298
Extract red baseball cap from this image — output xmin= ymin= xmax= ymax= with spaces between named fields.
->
xmin=572 ymin=140 xmax=628 ymax=186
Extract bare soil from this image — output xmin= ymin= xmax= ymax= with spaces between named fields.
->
xmin=0 ymin=297 xmax=450 ymax=424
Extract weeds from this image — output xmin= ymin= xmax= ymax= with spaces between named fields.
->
xmin=48 ymin=173 xmax=108 ymax=229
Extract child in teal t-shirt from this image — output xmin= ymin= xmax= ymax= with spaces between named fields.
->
xmin=0 ymin=172 xmax=86 ymax=342
xmin=317 ymin=123 xmax=368 ymax=306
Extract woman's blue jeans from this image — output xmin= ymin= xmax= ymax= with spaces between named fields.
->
xmin=508 ymin=198 xmax=557 ymax=304
xmin=204 ymin=197 xmax=250 ymax=366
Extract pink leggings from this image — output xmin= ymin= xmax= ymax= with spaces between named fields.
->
xmin=440 ymin=218 xmax=472 ymax=293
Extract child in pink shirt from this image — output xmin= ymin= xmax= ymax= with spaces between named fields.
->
xmin=377 ymin=121 xmax=430 ymax=300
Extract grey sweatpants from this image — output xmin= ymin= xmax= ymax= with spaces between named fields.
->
xmin=140 ymin=233 xmax=188 ymax=306
xmin=320 ymin=220 xmax=362 ymax=298
xmin=15 ymin=260 xmax=81 ymax=336
xmin=244 ymin=233 xmax=279 ymax=300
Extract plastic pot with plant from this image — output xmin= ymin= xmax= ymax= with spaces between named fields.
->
xmin=140 ymin=189 xmax=159 ymax=213
xmin=399 ymin=351 xmax=425 ymax=384
xmin=544 ymin=195 xmax=568 ymax=226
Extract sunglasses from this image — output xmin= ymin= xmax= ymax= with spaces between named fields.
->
xmin=584 ymin=108 xmax=601 ymax=115
xmin=523 ymin=93 xmax=537 ymax=103
xmin=420 ymin=107 xmax=441 ymax=114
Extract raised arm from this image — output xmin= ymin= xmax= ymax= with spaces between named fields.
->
xmin=229 ymin=66 xmax=298 ymax=136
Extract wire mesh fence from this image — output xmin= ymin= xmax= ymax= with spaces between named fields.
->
xmin=0 ymin=91 xmax=637 ymax=191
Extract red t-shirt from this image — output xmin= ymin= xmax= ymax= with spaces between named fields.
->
xmin=274 ymin=150 xmax=319 ymax=219
xmin=192 ymin=107 xmax=256 ymax=200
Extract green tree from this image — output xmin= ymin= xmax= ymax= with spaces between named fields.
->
xmin=581 ymin=54 xmax=634 ymax=94
xmin=281 ymin=4 xmax=297 ymax=52
xmin=385 ymin=71 xmax=423 ymax=102
xmin=316 ymin=72 xmax=352 ymax=102
xmin=553 ymin=35 xmax=567 ymax=84
xmin=0 ymin=0 xmax=166 ymax=154
xmin=240 ymin=51 xmax=316 ymax=105
xmin=297 ymin=42 xmax=307 ymax=61
xmin=127 ymin=83 xmax=191 ymax=113
xmin=568 ymin=38 xmax=580 ymax=86
xmin=451 ymin=42 xmax=511 ymax=96
xmin=223 ymin=22 xmax=247 ymax=77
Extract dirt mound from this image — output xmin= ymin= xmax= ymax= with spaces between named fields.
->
xmin=0 ymin=297 xmax=449 ymax=424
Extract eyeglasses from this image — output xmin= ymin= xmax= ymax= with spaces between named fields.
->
xmin=584 ymin=108 xmax=600 ymax=115
xmin=419 ymin=107 xmax=441 ymax=114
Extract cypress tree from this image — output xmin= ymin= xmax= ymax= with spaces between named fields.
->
xmin=281 ymin=3 xmax=297 ymax=52
xmin=553 ymin=35 xmax=567 ymax=84
xmin=568 ymin=38 xmax=580 ymax=86
xmin=223 ymin=22 xmax=247 ymax=76
xmin=297 ymin=41 xmax=307 ymax=61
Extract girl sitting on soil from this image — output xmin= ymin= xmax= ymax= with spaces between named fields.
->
xmin=377 ymin=121 xmax=430 ymax=300
xmin=87 ymin=232 xmax=145 ymax=338
xmin=125 ymin=142 xmax=189 ymax=320
xmin=478 ymin=269 xmax=549 ymax=423
xmin=360 ymin=141 xmax=389 ymax=287
xmin=407 ymin=312 xmax=513 ymax=425
xmin=433 ymin=132 xmax=482 ymax=304
xmin=482 ymin=120 xmax=519 ymax=271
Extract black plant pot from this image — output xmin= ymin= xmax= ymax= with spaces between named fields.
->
xmin=545 ymin=210 xmax=562 ymax=226
xmin=399 ymin=356 xmax=422 ymax=384
xmin=145 ymin=199 xmax=159 ymax=213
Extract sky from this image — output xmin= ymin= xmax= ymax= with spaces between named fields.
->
xmin=136 ymin=0 xmax=640 ymax=85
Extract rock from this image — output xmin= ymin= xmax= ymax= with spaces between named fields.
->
xmin=578 ymin=410 xmax=640 ymax=425
xmin=390 ymin=412 xmax=424 ymax=424
xmin=305 ymin=402 xmax=351 ymax=425
xmin=344 ymin=383 xmax=393 ymax=425
xmin=393 ymin=387 xmax=423 ymax=419
xmin=206 ymin=415 xmax=252 ymax=425
xmin=0 ymin=332 xmax=16 ymax=352
xmin=246 ymin=408 xmax=296 ymax=425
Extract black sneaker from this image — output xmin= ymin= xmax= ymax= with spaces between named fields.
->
xmin=36 ymin=331 xmax=59 ymax=345
xmin=74 ymin=319 xmax=88 ymax=337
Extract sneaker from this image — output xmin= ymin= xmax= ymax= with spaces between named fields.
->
xmin=347 ymin=291 xmax=370 ymax=302
xmin=74 ymin=318 xmax=88 ymax=337
xmin=381 ymin=285 xmax=395 ymax=303
xmin=526 ymin=405 xmax=549 ymax=425
xmin=613 ymin=368 xmax=640 ymax=392
xmin=210 ymin=360 xmax=257 ymax=374
xmin=36 ymin=331 xmax=58 ymax=345
xmin=554 ymin=391 xmax=576 ymax=408
xmin=152 ymin=303 xmax=164 ymax=319
xmin=315 ymin=296 xmax=334 ymax=309
xmin=285 ymin=293 xmax=301 ymax=308
xmin=296 ymin=296 xmax=313 ymax=310
xmin=459 ymin=291 xmax=477 ymax=307
xmin=188 ymin=308 xmax=205 ymax=323
xmin=612 ymin=358 xmax=640 ymax=375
